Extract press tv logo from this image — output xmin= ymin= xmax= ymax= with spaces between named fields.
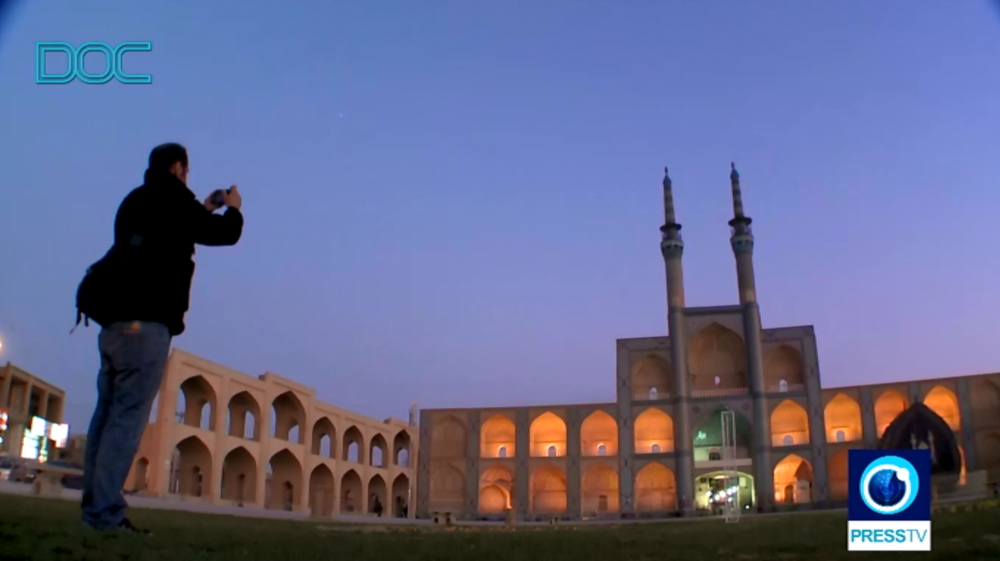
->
xmin=848 ymin=449 xmax=931 ymax=551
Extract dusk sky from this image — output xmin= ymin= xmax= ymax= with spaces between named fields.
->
xmin=1 ymin=1 xmax=999 ymax=433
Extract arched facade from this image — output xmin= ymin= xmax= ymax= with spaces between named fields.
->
xmin=413 ymin=169 xmax=1000 ymax=521
xmin=128 ymin=349 xmax=417 ymax=519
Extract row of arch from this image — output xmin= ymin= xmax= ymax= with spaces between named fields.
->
xmin=630 ymin=324 xmax=807 ymax=396
xmin=438 ymin=401 xmax=817 ymax=461
xmin=436 ymin=382 xmax=995 ymax=462
xmin=430 ymin=454 xmax=816 ymax=514
xmin=133 ymin=436 xmax=411 ymax=517
xmin=167 ymin=375 xmax=413 ymax=468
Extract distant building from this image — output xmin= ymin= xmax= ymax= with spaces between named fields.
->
xmin=417 ymin=166 xmax=1000 ymax=521
xmin=57 ymin=434 xmax=87 ymax=466
xmin=125 ymin=349 xmax=418 ymax=519
xmin=0 ymin=361 xmax=68 ymax=461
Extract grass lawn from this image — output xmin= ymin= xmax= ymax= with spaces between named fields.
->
xmin=1 ymin=494 xmax=999 ymax=560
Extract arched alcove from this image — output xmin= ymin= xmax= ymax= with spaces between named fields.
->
xmin=581 ymin=462 xmax=619 ymax=513
xmin=874 ymin=390 xmax=909 ymax=437
xmin=429 ymin=463 xmax=465 ymax=512
xmin=369 ymin=475 xmax=387 ymax=516
xmin=480 ymin=414 xmax=516 ymax=458
xmin=580 ymin=410 xmax=618 ymax=457
xmin=221 ymin=446 xmax=257 ymax=504
xmin=688 ymin=323 xmax=747 ymax=391
xmin=173 ymin=436 xmax=212 ymax=499
xmin=311 ymin=417 xmax=336 ymax=459
xmin=308 ymin=464 xmax=335 ymax=518
xmin=693 ymin=407 xmax=753 ymax=460
xmin=764 ymin=345 xmax=805 ymax=390
xmin=479 ymin=465 xmax=513 ymax=514
xmin=340 ymin=469 xmax=363 ymax=513
xmin=267 ymin=449 xmax=302 ymax=511
xmin=179 ymin=376 xmax=217 ymax=431
xmin=393 ymin=430 xmax=412 ymax=467
xmin=635 ymin=462 xmax=676 ymax=512
xmin=923 ymin=386 xmax=961 ymax=431
xmin=634 ymin=408 xmax=674 ymax=454
xmin=824 ymin=393 xmax=862 ymax=443
xmin=773 ymin=454 xmax=813 ymax=504
xmin=271 ymin=392 xmax=306 ymax=444
xmin=530 ymin=412 xmax=567 ymax=457
xmin=631 ymin=355 xmax=672 ymax=399
xmin=343 ymin=425 xmax=364 ymax=464
xmin=370 ymin=434 xmax=388 ymax=467
xmin=529 ymin=465 xmax=567 ymax=513
xmin=770 ymin=400 xmax=809 ymax=446
xmin=430 ymin=415 xmax=467 ymax=459
xmin=391 ymin=474 xmax=410 ymax=517
xmin=226 ymin=391 xmax=261 ymax=441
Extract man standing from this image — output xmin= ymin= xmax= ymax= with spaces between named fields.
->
xmin=76 ymin=143 xmax=243 ymax=533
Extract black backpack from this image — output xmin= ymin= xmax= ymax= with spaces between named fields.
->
xmin=73 ymin=246 xmax=125 ymax=332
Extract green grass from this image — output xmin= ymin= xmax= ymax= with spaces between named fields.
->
xmin=1 ymin=494 xmax=999 ymax=560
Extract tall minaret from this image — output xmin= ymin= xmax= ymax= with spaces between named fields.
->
xmin=728 ymin=163 xmax=773 ymax=510
xmin=660 ymin=167 xmax=695 ymax=515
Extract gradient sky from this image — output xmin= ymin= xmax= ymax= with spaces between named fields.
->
xmin=1 ymin=1 xmax=999 ymax=432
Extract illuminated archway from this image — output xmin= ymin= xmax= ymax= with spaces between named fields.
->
xmin=824 ymin=393 xmax=862 ymax=443
xmin=580 ymin=410 xmax=618 ymax=457
xmin=480 ymin=414 xmax=516 ymax=458
xmin=581 ymin=462 xmax=619 ymax=513
xmin=635 ymin=462 xmax=676 ymax=512
xmin=874 ymin=390 xmax=908 ymax=437
xmin=635 ymin=408 xmax=674 ymax=454
xmin=529 ymin=465 xmax=567 ymax=513
xmin=529 ymin=412 xmax=567 ymax=457
xmin=770 ymin=400 xmax=809 ymax=446
xmin=773 ymin=454 xmax=813 ymax=504
xmin=923 ymin=386 xmax=961 ymax=430
xmin=479 ymin=465 xmax=513 ymax=514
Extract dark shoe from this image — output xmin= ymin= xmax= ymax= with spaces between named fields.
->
xmin=118 ymin=518 xmax=152 ymax=536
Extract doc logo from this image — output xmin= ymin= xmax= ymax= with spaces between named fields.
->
xmin=848 ymin=449 xmax=931 ymax=551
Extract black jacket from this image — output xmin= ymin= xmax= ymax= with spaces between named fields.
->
xmin=101 ymin=170 xmax=244 ymax=335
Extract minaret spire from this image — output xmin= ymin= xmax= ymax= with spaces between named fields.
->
xmin=658 ymin=165 xmax=694 ymax=517
xmin=662 ymin=167 xmax=678 ymax=226
xmin=725 ymin=163 xmax=773 ymax=511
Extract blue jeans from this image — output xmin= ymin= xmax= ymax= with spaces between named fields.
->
xmin=81 ymin=321 xmax=171 ymax=530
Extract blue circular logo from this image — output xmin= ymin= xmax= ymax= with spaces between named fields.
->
xmin=859 ymin=455 xmax=919 ymax=515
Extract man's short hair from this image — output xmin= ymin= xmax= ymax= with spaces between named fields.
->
xmin=148 ymin=143 xmax=188 ymax=173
